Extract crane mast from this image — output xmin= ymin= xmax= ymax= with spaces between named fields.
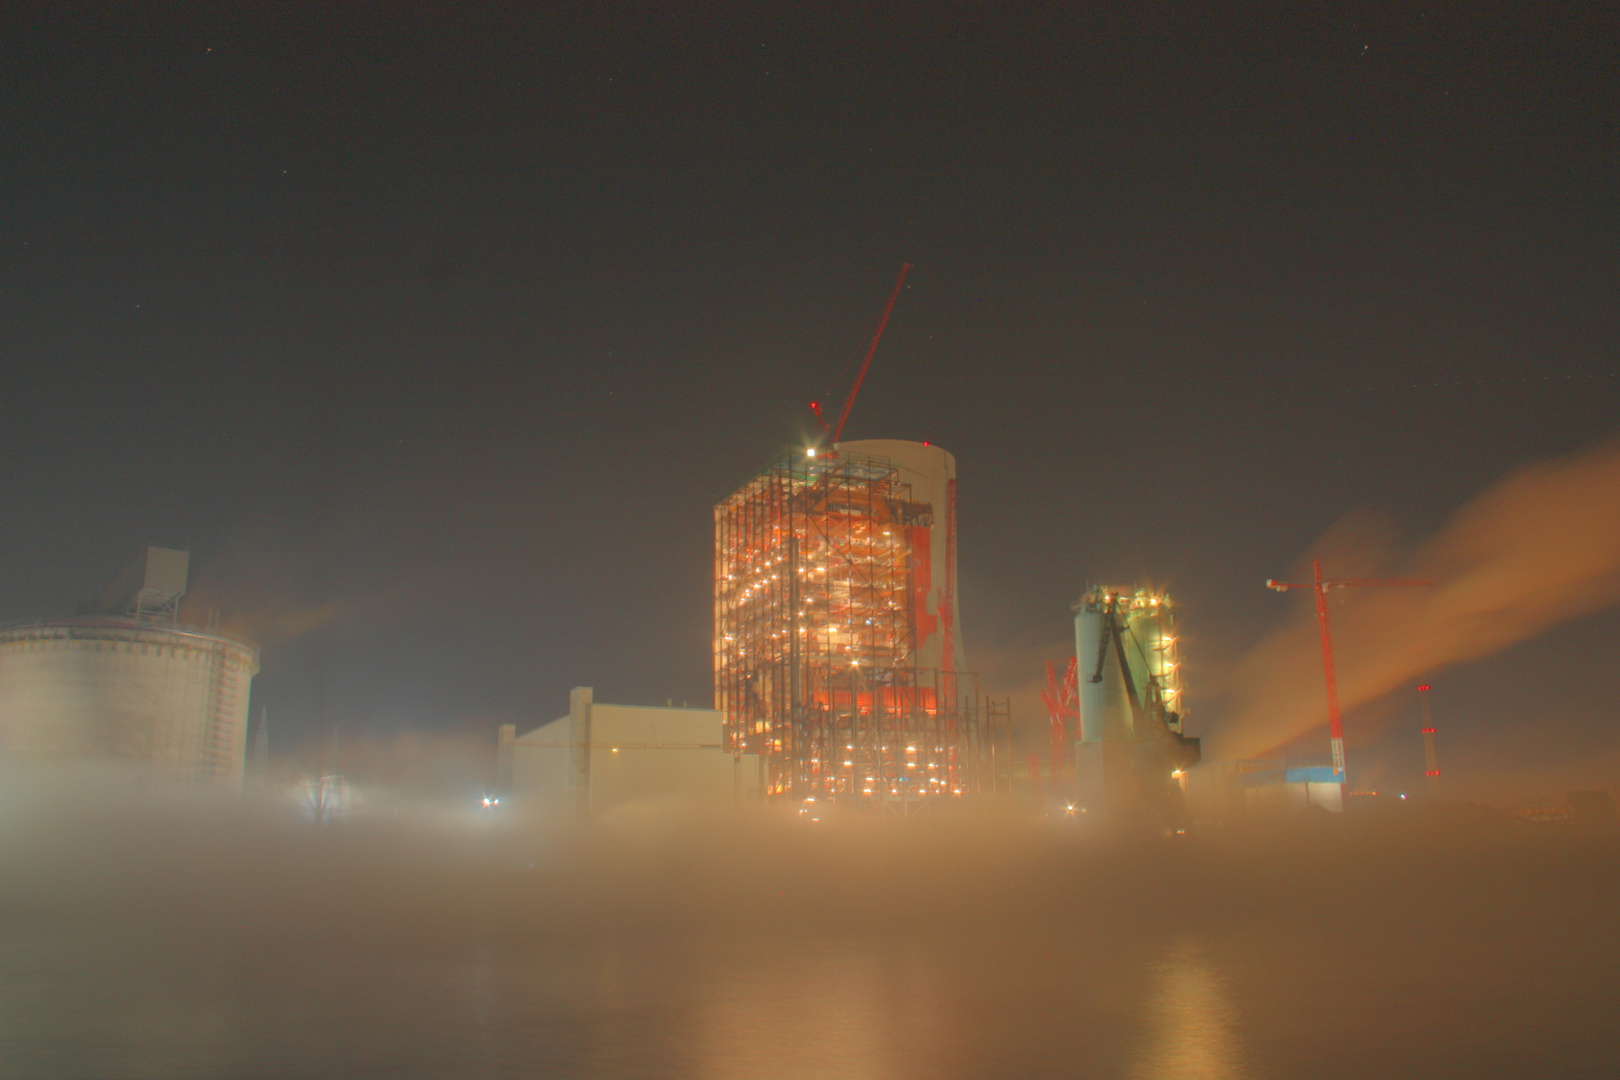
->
xmin=1266 ymin=559 xmax=1431 ymax=794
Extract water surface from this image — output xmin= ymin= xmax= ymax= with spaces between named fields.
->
xmin=2 ymin=792 xmax=1614 ymax=1078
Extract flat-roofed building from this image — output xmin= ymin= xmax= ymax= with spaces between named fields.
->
xmin=502 ymin=688 xmax=760 ymax=818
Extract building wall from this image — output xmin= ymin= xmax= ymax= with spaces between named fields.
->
xmin=1246 ymin=778 xmax=1344 ymax=815
xmin=510 ymin=714 xmax=572 ymax=808
xmin=0 ymin=619 xmax=259 ymax=783
xmin=511 ymin=688 xmax=760 ymax=816
xmin=1182 ymin=760 xmax=1347 ymax=821
xmin=586 ymin=704 xmax=741 ymax=813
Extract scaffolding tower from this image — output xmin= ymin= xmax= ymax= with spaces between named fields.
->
xmin=715 ymin=447 xmax=993 ymax=807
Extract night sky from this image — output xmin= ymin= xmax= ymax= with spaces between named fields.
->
xmin=3 ymin=4 xmax=1616 ymax=797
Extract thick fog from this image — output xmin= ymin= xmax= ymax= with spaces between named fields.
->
xmin=3 ymin=769 xmax=1616 ymax=1079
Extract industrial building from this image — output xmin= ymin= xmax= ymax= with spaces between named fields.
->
xmin=0 ymin=547 xmax=259 ymax=783
xmin=1070 ymin=585 xmax=1201 ymax=813
xmin=1180 ymin=760 xmax=1345 ymax=819
xmin=1183 ymin=682 xmax=1448 ymax=819
xmin=500 ymin=687 xmax=760 ymax=816
xmin=714 ymin=438 xmax=1001 ymax=807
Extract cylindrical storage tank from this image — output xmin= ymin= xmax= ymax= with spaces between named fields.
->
xmin=1074 ymin=600 xmax=1107 ymax=743
xmin=835 ymin=439 xmax=965 ymax=673
xmin=0 ymin=617 xmax=259 ymax=783
xmin=1074 ymin=588 xmax=1135 ymax=743
xmin=1074 ymin=586 xmax=1179 ymax=743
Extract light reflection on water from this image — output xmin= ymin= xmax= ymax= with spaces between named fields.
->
xmin=1128 ymin=941 xmax=1243 ymax=1080
xmin=693 ymin=950 xmax=898 ymax=1080
xmin=0 ymin=913 xmax=1211 ymax=1079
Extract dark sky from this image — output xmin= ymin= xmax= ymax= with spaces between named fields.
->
xmin=3 ymin=4 xmax=1616 ymax=795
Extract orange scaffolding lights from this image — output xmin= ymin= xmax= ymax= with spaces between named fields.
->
xmin=714 ymin=445 xmax=991 ymax=806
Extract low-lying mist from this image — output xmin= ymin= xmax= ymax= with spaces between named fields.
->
xmin=2 ymin=768 xmax=1617 ymax=1078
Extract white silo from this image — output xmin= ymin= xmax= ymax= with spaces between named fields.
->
xmin=0 ymin=547 xmax=260 ymax=783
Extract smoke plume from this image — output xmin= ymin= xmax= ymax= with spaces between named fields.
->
xmin=179 ymin=522 xmax=459 ymax=649
xmin=1217 ymin=439 xmax=1620 ymax=759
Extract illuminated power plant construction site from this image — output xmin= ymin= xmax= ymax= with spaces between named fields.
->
xmin=714 ymin=439 xmax=1005 ymax=805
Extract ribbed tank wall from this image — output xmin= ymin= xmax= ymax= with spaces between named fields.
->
xmin=0 ymin=620 xmax=259 ymax=783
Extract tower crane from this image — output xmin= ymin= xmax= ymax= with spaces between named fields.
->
xmin=1265 ymin=559 xmax=1430 ymax=794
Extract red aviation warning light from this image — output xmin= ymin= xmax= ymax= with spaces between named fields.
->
xmin=1419 ymin=684 xmax=1441 ymax=794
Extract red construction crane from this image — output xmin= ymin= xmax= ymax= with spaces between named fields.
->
xmin=1040 ymin=658 xmax=1079 ymax=786
xmin=1265 ymin=559 xmax=1430 ymax=794
xmin=809 ymin=263 xmax=913 ymax=445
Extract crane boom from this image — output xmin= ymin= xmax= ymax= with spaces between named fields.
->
xmin=829 ymin=263 xmax=912 ymax=444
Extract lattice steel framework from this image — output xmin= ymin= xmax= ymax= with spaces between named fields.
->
xmin=715 ymin=448 xmax=990 ymax=806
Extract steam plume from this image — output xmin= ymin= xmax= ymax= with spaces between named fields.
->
xmin=1217 ymin=439 xmax=1620 ymax=759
